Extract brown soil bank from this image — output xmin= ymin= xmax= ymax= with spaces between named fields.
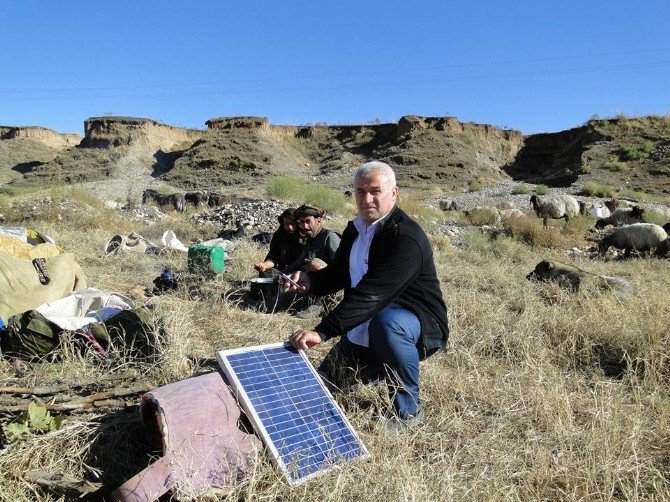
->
xmin=2 ymin=114 xmax=669 ymax=197
xmin=504 ymin=115 xmax=670 ymax=194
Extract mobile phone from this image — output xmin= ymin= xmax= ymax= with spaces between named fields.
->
xmin=275 ymin=270 xmax=301 ymax=288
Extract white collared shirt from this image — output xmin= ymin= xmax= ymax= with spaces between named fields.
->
xmin=346 ymin=209 xmax=393 ymax=347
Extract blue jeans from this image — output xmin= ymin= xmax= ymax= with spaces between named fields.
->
xmin=318 ymin=305 xmax=422 ymax=418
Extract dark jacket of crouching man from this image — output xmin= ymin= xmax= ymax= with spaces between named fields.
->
xmin=308 ymin=205 xmax=449 ymax=419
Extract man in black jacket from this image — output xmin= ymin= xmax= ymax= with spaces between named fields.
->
xmin=288 ymin=161 xmax=449 ymax=432
xmin=253 ymin=207 xmax=302 ymax=274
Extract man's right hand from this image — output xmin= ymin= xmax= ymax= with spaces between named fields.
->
xmin=289 ymin=329 xmax=322 ymax=351
xmin=285 ymin=271 xmax=311 ymax=293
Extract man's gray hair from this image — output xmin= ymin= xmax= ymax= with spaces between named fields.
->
xmin=354 ymin=161 xmax=397 ymax=188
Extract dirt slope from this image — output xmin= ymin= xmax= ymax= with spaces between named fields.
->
xmin=2 ymin=114 xmax=669 ymax=199
xmin=504 ymin=116 xmax=670 ymax=194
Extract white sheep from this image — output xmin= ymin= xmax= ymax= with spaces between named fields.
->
xmin=464 ymin=206 xmax=501 ymax=225
xmin=438 ymin=198 xmax=458 ymax=211
xmin=598 ymin=223 xmax=668 ymax=257
xmin=529 ymin=194 xmax=580 ymax=227
xmin=594 ymin=206 xmax=645 ymax=229
xmin=582 ymin=202 xmax=611 ymax=219
xmin=499 ymin=208 xmax=525 ymax=221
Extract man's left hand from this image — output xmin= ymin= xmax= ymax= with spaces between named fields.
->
xmin=303 ymin=258 xmax=327 ymax=272
xmin=289 ymin=330 xmax=322 ymax=351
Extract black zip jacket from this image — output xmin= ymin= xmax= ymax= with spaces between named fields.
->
xmin=311 ymin=205 xmax=449 ymax=356
xmin=264 ymin=226 xmax=303 ymax=272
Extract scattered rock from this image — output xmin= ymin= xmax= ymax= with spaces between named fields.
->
xmin=193 ymin=198 xmax=287 ymax=232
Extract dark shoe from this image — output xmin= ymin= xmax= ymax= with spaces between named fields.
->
xmin=382 ymin=405 xmax=425 ymax=435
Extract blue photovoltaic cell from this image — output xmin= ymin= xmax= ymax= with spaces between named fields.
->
xmin=217 ymin=343 xmax=369 ymax=484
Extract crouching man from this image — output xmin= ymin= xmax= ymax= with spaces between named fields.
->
xmin=287 ymin=161 xmax=449 ymax=433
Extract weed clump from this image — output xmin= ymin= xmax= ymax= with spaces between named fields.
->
xmin=267 ymin=175 xmax=347 ymax=214
xmin=582 ymin=181 xmax=616 ymax=198
xmin=511 ymin=184 xmax=531 ymax=195
xmin=468 ymin=180 xmax=482 ymax=192
xmin=619 ymin=141 xmax=654 ymax=161
xmin=505 ymin=216 xmax=573 ymax=248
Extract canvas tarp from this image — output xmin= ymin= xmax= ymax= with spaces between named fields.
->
xmin=113 ymin=371 xmax=260 ymax=501
xmin=0 ymin=233 xmax=61 ymax=260
xmin=0 ymin=251 xmax=87 ymax=321
xmin=34 ymin=288 xmax=134 ymax=331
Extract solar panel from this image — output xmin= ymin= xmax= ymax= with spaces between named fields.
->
xmin=216 ymin=342 xmax=370 ymax=485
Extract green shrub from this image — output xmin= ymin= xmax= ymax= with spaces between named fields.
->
xmin=582 ymin=182 xmax=616 ymax=198
xmin=266 ymin=175 xmax=347 ymax=214
xmin=579 ymin=164 xmax=591 ymax=174
xmin=619 ymin=142 xmax=653 ymax=161
xmin=468 ymin=180 xmax=482 ymax=192
xmin=564 ymin=214 xmax=595 ymax=232
xmin=535 ymin=184 xmax=549 ymax=195
xmin=511 ymin=184 xmax=531 ymax=195
xmin=505 ymin=217 xmax=573 ymax=249
xmin=617 ymin=188 xmax=669 ymax=205
xmin=398 ymin=194 xmax=442 ymax=231
xmin=605 ymin=160 xmax=628 ymax=172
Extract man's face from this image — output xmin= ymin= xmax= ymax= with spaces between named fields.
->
xmin=355 ymin=171 xmax=398 ymax=225
xmin=282 ymin=217 xmax=296 ymax=234
xmin=297 ymin=215 xmax=322 ymax=237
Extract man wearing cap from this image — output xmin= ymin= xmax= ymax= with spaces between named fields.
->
xmin=285 ymin=205 xmax=340 ymax=274
xmin=287 ymin=161 xmax=449 ymax=433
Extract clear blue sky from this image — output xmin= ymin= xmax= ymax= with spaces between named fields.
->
xmin=1 ymin=1 xmax=668 ymax=135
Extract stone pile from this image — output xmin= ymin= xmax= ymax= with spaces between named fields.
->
xmin=117 ymin=203 xmax=167 ymax=223
xmin=193 ymin=199 xmax=287 ymax=232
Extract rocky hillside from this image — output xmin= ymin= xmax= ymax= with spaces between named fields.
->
xmin=505 ymin=115 xmax=670 ymax=194
xmin=1 ymin=114 xmax=669 ymax=199
xmin=0 ymin=126 xmax=81 ymax=184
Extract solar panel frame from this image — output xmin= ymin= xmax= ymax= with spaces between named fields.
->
xmin=217 ymin=342 xmax=370 ymax=486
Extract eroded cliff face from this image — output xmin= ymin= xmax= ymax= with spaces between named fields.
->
xmin=6 ymin=114 xmax=666 ymax=197
xmin=161 ymin=115 xmax=525 ymax=189
xmin=0 ymin=126 xmax=81 ymax=149
xmin=83 ymin=117 xmax=202 ymax=151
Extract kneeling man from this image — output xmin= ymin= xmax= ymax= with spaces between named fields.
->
xmin=288 ymin=161 xmax=449 ymax=432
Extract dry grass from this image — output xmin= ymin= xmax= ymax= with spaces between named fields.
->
xmin=1 ymin=191 xmax=670 ymax=500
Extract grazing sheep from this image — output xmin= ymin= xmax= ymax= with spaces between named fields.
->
xmin=499 ymin=208 xmax=525 ymax=222
xmin=142 ymin=189 xmax=186 ymax=213
xmin=604 ymin=199 xmax=618 ymax=213
xmin=464 ymin=206 xmax=501 ymax=225
xmin=594 ymin=206 xmax=645 ymax=229
xmin=654 ymin=237 xmax=670 ymax=258
xmin=208 ymin=192 xmax=225 ymax=207
xmin=598 ymin=223 xmax=668 ymax=257
xmin=526 ymin=259 xmax=632 ymax=293
xmin=185 ymin=190 xmax=210 ymax=207
xmin=581 ymin=202 xmax=611 ymax=219
xmin=529 ymin=194 xmax=580 ymax=227
xmin=654 ymin=225 xmax=670 ymax=257
xmin=439 ymin=198 xmax=459 ymax=211
xmin=526 ymin=260 xmax=584 ymax=291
